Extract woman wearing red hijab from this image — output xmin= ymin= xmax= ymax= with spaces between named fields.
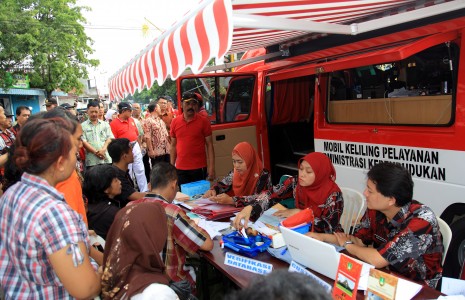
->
xmin=203 ymin=142 xmax=272 ymax=207
xmin=234 ymin=152 xmax=344 ymax=233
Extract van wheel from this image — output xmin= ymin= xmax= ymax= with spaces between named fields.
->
xmin=443 ymin=218 xmax=465 ymax=278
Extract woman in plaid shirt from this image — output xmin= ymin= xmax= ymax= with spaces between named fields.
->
xmin=0 ymin=118 xmax=101 ymax=299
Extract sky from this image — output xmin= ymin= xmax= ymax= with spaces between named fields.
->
xmin=77 ymin=0 xmax=199 ymax=83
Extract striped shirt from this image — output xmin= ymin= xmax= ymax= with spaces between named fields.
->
xmin=0 ymin=173 xmax=93 ymax=299
xmin=130 ymin=195 xmax=208 ymax=288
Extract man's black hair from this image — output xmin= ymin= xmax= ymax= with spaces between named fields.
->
xmin=150 ymin=162 xmax=177 ymax=189
xmin=147 ymin=101 xmax=157 ymax=113
xmin=87 ymin=100 xmax=100 ymax=109
xmin=225 ymin=269 xmax=331 ymax=300
xmin=108 ymin=138 xmax=131 ymax=163
xmin=15 ymin=106 xmax=31 ymax=117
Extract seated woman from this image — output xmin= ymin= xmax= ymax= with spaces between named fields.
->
xmin=203 ymin=141 xmax=272 ymax=207
xmin=83 ymin=164 xmax=122 ymax=240
xmin=233 ymin=152 xmax=343 ymax=233
xmin=102 ymin=202 xmax=177 ymax=299
xmin=0 ymin=118 xmax=101 ymax=298
xmin=307 ymin=162 xmax=443 ymax=288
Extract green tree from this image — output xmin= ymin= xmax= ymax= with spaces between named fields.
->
xmin=0 ymin=0 xmax=39 ymax=89
xmin=0 ymin=0 xmax=98 ymax=97
xmin=131 ymin=79 xmax=177 ymax=105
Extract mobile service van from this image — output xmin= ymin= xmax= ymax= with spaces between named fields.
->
xmin=176 ymin=5 xmax=465 ymax=278
xmin=109 ymin=0 xmax=465 ymax=278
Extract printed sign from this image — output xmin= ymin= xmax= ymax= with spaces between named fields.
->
xmin=288 ymin=261 xmax=332 ymax=293
xmin=332 ymin=254 xmax=363 ymax=300
xmin=224 ymin=252 xmax=273 ymax=275
xmin=366 ymin=269 xmax=398 ymax=300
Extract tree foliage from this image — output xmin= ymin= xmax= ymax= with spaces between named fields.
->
xmin=0 ymin=0 xmax=98 ymax=97
xmin=0 ymin=0 xmax=39 ymax=89
xmin=130 ymin=79 xmax=177 ymax=106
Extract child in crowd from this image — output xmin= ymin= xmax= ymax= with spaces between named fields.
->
xmin=83 ymin=164 xmax=122 ymax=239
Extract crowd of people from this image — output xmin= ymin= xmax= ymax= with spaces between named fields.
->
xmin=0 ymin=93 xmax=445 ymax=298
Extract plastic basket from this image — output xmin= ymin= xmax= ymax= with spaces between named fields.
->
xmin=180 ymin=180 xmax=211 ymax=197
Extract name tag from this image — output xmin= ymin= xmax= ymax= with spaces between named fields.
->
xmin=224 ymin=252 xmax=273 ymax=275
xmin=288 ymin=261 xmax=332 ymax=293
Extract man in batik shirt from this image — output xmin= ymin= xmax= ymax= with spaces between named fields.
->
xmin=143 ymin=100 xmax=170 ymax=168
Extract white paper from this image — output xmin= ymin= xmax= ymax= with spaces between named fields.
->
xmin=395 ymin=278 xmax=422 ymax=299
xmin=442 ymin=277 xmax=465 ymax=296
xmin=197 ymin=219 xmax=231 ymax=239
xmin=438 ymin=296 xmax=465 ymax=300
xmin=89 ymin=234 xmax=106 ymax=249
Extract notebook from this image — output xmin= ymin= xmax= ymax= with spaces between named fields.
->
xmin=281 ymin=226 xmax=341 ymax=280
xmin=281 ymin=226 xmax=374 ymax=290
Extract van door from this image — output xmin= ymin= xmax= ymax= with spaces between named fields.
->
xmin=178 ymin=73 xmax=261 ymax=179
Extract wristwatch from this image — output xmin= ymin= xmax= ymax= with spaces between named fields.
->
xmin=343 ymin=240 xmax=354 ymax=248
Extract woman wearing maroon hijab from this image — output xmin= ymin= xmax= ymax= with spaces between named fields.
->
xmin=234 ymin=152 xmax=344 ymax=233
xmin=203 ymin=142 xmax=272 ymax=208
xmin=101 ymin=202 xmax=177 ymax=299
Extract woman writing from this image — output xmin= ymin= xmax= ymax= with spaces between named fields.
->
xmin=84 ymin=164 xmax=122 ymax=240
xmin=0 ymin=118 xmax=101 ymax=299
xmin=101 ymin=202 xmax=178 ymax=299
xmin=204 ymin=142 xmax=272 ymax=207
xmin=233 ymin=152 xmax=344 ymax=233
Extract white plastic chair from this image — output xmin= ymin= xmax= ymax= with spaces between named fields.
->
xmin=436 ymin=217 xmax=452 ymax=265
xmin=340 ymin=187 xmax=366 ymax=234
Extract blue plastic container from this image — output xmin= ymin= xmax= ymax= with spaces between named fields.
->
xmin=222 ymin=232 xmax=272 ymax=257
xmin=180 ymin=180 xmax=211 ymax=197
xmin=292 ymin=223 xmax=312 ymax=234
xmin=280 ymin=222 xmax=312 ymax=234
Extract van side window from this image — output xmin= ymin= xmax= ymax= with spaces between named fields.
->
xmin=327 ymin=43 xmax=458 ymax=126
xmin=180 ymin=75 xmax=255 ymax=124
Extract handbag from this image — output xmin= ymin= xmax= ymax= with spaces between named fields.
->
xmin=168 ymin=280 xmax=198 ymax=300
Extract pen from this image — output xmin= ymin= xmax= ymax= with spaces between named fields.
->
xmin=281 ymin=247 xmax=288 ymax=255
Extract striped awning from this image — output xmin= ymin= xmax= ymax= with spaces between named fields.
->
xmin=109 ymin=0 xmax=465 ymax=99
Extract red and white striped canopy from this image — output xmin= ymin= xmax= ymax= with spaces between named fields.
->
xmin=109 ymin=0 xmax=460 ymax=99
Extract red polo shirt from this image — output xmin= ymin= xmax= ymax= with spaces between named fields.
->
xmin=170 ymin=114 xmax=212 ymax=170
xmin=110 ymin=116 xmax=139 ymax=142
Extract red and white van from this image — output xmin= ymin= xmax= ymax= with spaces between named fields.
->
xmin=177 ymin=13 xmax=465 ymax=277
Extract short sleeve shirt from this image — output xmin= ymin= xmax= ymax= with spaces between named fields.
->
xmin=81 ymin=119 xmax=114 ymax=166
xmin=110 ymin=117 xmax=139 ymax=142
xmin=113 ymin=166 xmax=136 ymax=207
xmin=0 ymin=128 xmax=15 ymax=152
xmin=354 ymin=201 xmax=443 ymax=288
xmin=170 ymin=114 xmax=212 ymax=170
xmin=143 ymin=116 xmax=170 ymax=157
xmin=0 ymin=173 xmax=93 ymax=299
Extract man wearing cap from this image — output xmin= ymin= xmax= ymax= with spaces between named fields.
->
xmin=81 ymin=100 xmax=114 ymax=168
xmin=110 ymin=102 xmax=148 ymax=192
xmin=44 ymin=97 xmax=58 ymax=111
xmin=59 ymin=102 xmax=77 ymax=116
xmin=170 ymin=92 xmax=215 ymax=185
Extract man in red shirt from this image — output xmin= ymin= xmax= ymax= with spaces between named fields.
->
xmin=110 ymin=102 xmax=148 ymax=192
xmin=170 ymin=92 xmax=215 ymax=186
